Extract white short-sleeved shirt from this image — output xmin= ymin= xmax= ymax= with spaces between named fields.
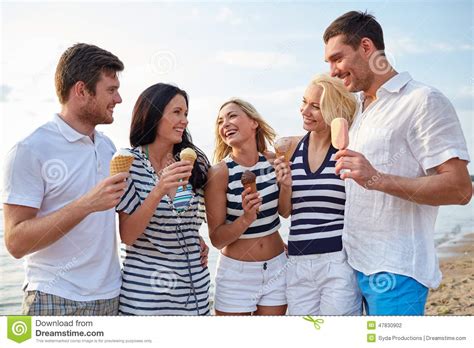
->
xmin=2 ymin=114 xmax=122 ymax=301
xmin=343 ymin=72 xmax=470 ymax=289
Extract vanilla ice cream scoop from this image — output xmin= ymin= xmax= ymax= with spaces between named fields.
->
xmin=179 ymin=148 xmax=197 ymax=163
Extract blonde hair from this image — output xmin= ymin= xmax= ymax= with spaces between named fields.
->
xmin=310 ymin=74 xmax=357 ymax=127
xmin=213 ymin=98 xmax=276 ymax=163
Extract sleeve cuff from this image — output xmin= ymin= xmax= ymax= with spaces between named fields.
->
xmin=421 ymin=148 xmax=471 ymax=171
xmin=2 ymin=194 xmax=42 ymax=209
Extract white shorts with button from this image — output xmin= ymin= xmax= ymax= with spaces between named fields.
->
xmin=286 ymin=249 xmax=362 ymax=315
xmin=214 ymin=252 xmax=287 ymax=313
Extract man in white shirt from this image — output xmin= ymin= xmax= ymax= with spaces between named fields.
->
xmin=323 ymin=11 xmax=472 ymax=315
xmin=2 ymin=43 xmax=129 ymax=315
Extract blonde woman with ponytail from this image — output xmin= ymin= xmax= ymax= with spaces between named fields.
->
xmin=205 ymin=98 xmax=290 ymax=316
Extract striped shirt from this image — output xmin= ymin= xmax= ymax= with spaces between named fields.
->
xmin=116 ymin=147 xmax=210 ymax=315
xmin=224 ymin=154 xmax=281 ymax=239
xmin=288 ymin=134 xmax=345 ymax=256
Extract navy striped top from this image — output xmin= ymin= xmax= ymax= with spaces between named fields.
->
xmin=288 ymin=134 xmax=345 ymax=256
xmin=116 ymin=147 xmax=210 ymax=315
xmin=224 ymin=154 xmax=281 ymax=239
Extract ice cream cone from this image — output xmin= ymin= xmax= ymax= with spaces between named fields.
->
xmin=180 ymin=148 xmax=197 ymax=190
xmin=241 ymin=170 xmax=259 ymax=213
xmin=243 ymin=182 xmax=257 ymax=194
xmin=110 ymin=150 xmax=134 ymax=176
xmin=275 ymin=137 xmax=292 ymax=162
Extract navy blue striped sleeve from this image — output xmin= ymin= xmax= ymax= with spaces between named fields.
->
xmin=116 ymin=176 xmax=141 ymax=214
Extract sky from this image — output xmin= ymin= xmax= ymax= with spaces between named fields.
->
xmin=1 ymin=0 xmax=473 ymax=184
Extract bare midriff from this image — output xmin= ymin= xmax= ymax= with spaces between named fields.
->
xmin=221 ymin=231 xmax=285 ymax=261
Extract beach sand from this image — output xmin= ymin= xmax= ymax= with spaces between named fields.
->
xmin=426 ymin=233 xmax=473 ymax=315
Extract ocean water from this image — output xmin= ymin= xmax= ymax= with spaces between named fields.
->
xmin=1 ymin=201 xmax=473 ymax=315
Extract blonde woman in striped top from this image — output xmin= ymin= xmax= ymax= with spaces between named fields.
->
xmin=205 ymin=99 xmax=291 ymax=315
xmin=276 ymin=74 xmax=362 ymax=315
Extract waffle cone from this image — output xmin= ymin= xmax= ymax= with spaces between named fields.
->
xmin=181 ymin=154 xmax=196 ymax=164
xmin=275 ymin=149 xmax=291 ymax=162
xmin=180 ymin=155 xmax=195 ymax=190
xmin=243 ymin=182 xmax=257 ymax=193
xmin=110 ymin=155 xmax=134 ymax=176
xmin=243 ymin=182 xmax=259 ymax=213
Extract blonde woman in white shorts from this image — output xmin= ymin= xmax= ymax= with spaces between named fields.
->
xmin=205 ymin=98 xmax=292 ymax=315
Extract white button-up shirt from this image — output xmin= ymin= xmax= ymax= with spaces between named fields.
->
xmin=343 ymin=72 xmax=470 ymax=288
xmin=2 ymin=114 xmax=122 ymax=301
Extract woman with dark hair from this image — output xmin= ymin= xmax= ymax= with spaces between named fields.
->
xmin=116 ymin=83 xmax=211 ymax=315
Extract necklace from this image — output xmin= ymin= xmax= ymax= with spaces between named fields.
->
xmin=143 ymin=144 xmax=165 ymax=180
xmin=142 ymin=145 xmax=195 ymax=213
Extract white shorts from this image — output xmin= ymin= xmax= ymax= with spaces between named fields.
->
xmin=286 ymin=249 xmax=362 ymax=316
xmin=214 ymin=252 xmax=287 ymax=313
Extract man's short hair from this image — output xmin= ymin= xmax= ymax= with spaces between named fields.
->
xmin=323 ymin=11 xmax=385 ymax=51
xmin=55 ymin=43 xmax=124 ymax=104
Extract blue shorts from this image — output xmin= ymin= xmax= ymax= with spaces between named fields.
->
xmin=357 ymin=271 xmax=429 ymax=315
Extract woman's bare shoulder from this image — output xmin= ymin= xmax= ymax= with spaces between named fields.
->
xmin=206 ymin=161 xmax=228 ymax=189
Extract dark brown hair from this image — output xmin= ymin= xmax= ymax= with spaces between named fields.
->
xmin=130 ymin=83 xmax=210 ymax=190
xmin=323 ymin=11 xmax=385 ymax=51
xmin=55 ymin=43 xmax=124 ymax=104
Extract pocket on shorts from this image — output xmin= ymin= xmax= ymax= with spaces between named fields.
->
xmin=328 ymin=256 xmax=357 ymax=286
xmin=215 ymin=264 xmax=239 ymax=285
xmin=325 ymin=251 xmax=348 ymax=273
xmin=22 ymin=290 xmax=39 ymax=315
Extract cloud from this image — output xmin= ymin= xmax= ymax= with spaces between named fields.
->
xmin=0 ymin=84 xmax=13 ymax=102
xmin=245 ymin=86 xmax=305 ymax=105
xmin=449 ymin=85 xmax=474 ymax=110
xmin=458 ymin=85 xmax=474 ymax=98
xmin=386 ymin=37 xmax=474 ymax=56
xmin=216 ymin=7 xmax=242 ymax=25
xmin=215 ymin=50 xmax=297 ymax=69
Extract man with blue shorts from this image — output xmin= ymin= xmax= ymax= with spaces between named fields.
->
xmin=323 ymin=11 xmax=472 ymax=315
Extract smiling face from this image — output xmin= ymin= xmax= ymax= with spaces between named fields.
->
xmin=300 ymin=83 xmax=330 ymax=135
xmin=156 ymin=94 xmax=189 ymax=145
xmin=217 ymin=102 xmax=258 ymax=147
xmin=80 ymin=72 xmax=122 ymax=125
xmin=324 ymin=34 xmax=374 ymax=93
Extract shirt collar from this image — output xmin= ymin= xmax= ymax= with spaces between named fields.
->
xmin=378 ymin=71 xmax=412 ymax=94
xmin=53 ymin=114 xmax=99 ymax=143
